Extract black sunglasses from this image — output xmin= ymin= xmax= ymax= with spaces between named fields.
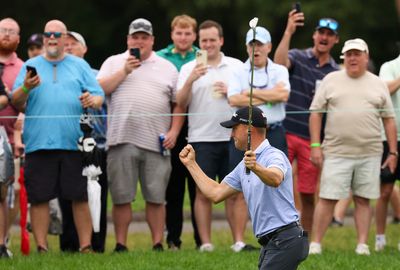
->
xmin=43 ymin=32 xmax=63 ymax=38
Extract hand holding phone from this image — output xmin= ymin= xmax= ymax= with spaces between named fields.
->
xmin=196 ymin=50 xmax=207 ymax=66
xmin=26 ymin=65 xmax=37 ymax=78
xmin=129 ymin=48 xmax=141 ymax=60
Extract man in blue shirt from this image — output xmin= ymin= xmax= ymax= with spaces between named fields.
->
xmin=12 ymin=20 xmax=104 ymax=253
xmin=179 ymin=107 xmax=308 ymax=269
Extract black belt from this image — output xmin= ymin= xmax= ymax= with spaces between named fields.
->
xmin=258 ymin=222 xmax=300 ymax=246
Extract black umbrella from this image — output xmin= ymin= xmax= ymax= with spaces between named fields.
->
xmin=77 ymin=91 xmax=102 ymax=232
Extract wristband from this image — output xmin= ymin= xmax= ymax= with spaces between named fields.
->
xmin=389 ymin=151 xmax=399 ymax=157
xmin=310 ymin=143 xmax=321 ymax=148
xmin=22 ymin=85 xmax=29 ymax=94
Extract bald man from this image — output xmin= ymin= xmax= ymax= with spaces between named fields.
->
xmin=12 ymin=20 xmax=104 ymax=253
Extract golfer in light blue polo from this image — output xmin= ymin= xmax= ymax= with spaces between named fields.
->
xmin=179 ymin=106 xmax=308 ymax=270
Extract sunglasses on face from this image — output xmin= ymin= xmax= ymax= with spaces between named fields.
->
xmin=132 ymin=22 xmax=152 ymax=31
xmin=43 ymin=32 xmax=63 ymax=38
xmin=318 ymin=19 xmax=339 ymax=31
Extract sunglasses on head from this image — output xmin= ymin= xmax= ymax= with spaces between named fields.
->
xmin=132 ymin=22 xmax=152 ymax=31
xmin=318 ymin=19 xmax=339 ymax=31
xmin=43 ymin=31 xmax=63 ymax=38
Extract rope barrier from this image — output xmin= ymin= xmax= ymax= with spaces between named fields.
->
xmin=0 ymin=107 xmax=398 ymax=120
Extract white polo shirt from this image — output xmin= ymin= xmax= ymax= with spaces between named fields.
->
xmin=178 ymin=54 xmax=242 ymax=143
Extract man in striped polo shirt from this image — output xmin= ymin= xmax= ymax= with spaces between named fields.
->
xmin=274 ymin=9 xmax=339 ymax=235
xmin=97 ymin=18 xmax=185 ymax=252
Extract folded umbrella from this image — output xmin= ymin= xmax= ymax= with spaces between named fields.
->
xmin=78 ymin=106 xmax=102 ymax=232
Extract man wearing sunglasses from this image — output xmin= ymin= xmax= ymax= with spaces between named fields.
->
xmin=274 ymin=10 xmax=340 ymax=237
xmin=11 ymin=20 xmax=104 ymax=253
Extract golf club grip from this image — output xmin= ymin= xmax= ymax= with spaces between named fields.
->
xmin=246 ymin=130 xmax=251 ymax=175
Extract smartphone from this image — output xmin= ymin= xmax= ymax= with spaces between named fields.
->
xmin=196 ymin=50 xmax=207 ymax=66
xmin=293 ymin=2 xmax=301 ymax=13
xmin=129 ymin=48 xmax=141 ymax=60
xmin=26 ymin=65 xmax=37 ymax=78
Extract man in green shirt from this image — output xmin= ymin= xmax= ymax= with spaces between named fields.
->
xmin=157 ymin=14 xmax=200 ymax=250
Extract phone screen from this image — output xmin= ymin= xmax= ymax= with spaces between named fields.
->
xmin=129 ymin=48 xmax=141 ymax=60
xmin=196 ymin=50 xmax=207 ymax=66
xmin=293 ymin=2 xmax=301 ymax=13
xmin=26 ymin=65 xmax=37 ymax=78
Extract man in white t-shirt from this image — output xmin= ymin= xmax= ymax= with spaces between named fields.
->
xmin=308 ymin=38 xmax=397 ymax=255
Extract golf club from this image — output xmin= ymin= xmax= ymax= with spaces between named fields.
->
xmin=246 ymin=17 xmax=258 ymax=174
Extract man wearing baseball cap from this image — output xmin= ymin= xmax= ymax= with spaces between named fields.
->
xmin=229 ymin=26 xmax=290 ymax=155
xmin=274 ymin=8 xmax=340 ymax=237
xmin=26 ymin=33 xmax=43 ymax=58
xmin=65 ymin=31 xmax=87 ymax=58
xmin=179 ymin=106 xmax=308 ymax=269
xmin=227 ymin=25 xmax=290 ymax=252
xmin=308 ymin=38 xmax=397 ymax=255
xmin=97 ymin=18 xmax=184 ymax=252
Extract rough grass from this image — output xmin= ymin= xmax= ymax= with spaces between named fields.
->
xmin=2 ymin=224 xmax=400 ymax=269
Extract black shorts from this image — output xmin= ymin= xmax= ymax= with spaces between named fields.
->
xmin=191 ymin=142 xmax=229 ymax=182
xmin=381 ymin=141 xmax=400 ymax=184
xmin=25 ymin=150 xmax=88 ymax=204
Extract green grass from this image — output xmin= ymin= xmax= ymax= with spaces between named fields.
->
xmin=2 ymin=224 xmax=400 ymax=269
xmin=110 ymin=180 xmax=225 ymax=212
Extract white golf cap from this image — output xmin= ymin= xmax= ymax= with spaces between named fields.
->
xmin=67 ymin=31 xmax=86 ymax=47
xmin=341 ymin=38 xmax=369 ymax=54
xmin=246 ymin=26 xmax=271 ymax=45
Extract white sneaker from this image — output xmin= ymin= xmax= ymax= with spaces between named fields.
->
xmin=199 ymin=243 xmax=214 ymax=252
xmin=231 ymin=241 xmax=246 ymax=252
xmin=355 ymin=243 xmax=370 ymax=255
xmin=375 ymin=239 xmax=386 ymax=251
xmin=309 ymin=242 xmax=322 ymax=255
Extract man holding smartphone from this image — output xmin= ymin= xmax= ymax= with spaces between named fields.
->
xmin=157 ymin=14 xmax=201 ymax=250
xmin=274 ymin=9 xmax=340 ymax=236
xmin=12 ymin=20 xmax=104 ymax=253
xmin=177 ymin=20 xmax=252 ymax=252
xmin=98 ymin=18 xmax=185 ymax=251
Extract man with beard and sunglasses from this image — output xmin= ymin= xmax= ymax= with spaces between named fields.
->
xmin=274 ymin=10 xmax=340 ymax=237
xmin=0 ymin=17 xmax=23 ymax=258
xmin=12 ymin=20 xmax=104 ymax=253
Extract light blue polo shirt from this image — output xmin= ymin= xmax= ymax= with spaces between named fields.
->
xmin=13 ymin=54 xmax=104 ymax=153
xmin=222 ymin=139 xmax=299 ymax=238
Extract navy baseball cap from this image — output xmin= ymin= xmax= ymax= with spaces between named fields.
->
xmin=220 ymin=107 xmax=267 ymax=128
xmin=27 ymin=33 xmax=43 ymax=47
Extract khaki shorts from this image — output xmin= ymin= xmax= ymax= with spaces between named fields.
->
xmin=319 ymin=155 xmax=381 ymax=200
xmin=107 ymin=144 xmax=171 ymax=204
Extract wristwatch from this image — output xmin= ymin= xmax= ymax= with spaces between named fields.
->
xmin=389 ymin=151 xmax=399 ymax=157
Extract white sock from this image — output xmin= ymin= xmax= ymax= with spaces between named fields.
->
xmin=376 ymin=234 xmax=386 ymax=243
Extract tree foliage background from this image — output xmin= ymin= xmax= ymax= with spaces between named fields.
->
xmin=1 ymin=0 xmax=399 ymax=71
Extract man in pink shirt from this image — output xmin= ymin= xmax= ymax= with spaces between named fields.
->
xmin=0 ymin=17 xmax=23 ymax=258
